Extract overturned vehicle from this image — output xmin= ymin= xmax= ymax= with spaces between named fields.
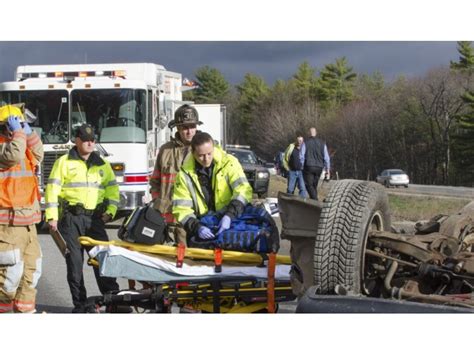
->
xmin=279 ymin=180 xmax=474 ymax=313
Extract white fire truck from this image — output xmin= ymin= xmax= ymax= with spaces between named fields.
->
xmin=0 ymin=63 xmax=226 ymax=218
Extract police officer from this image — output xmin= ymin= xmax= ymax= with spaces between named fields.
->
xmin=45 ymin=124 xmax=121 ymax=313
xmin=172 ymin=132 xmax=253 ymax=240
xmin=0 ymin=105 xmax=43 ymax=313
xmin=149 ymin=104 xmax=202 ymax=244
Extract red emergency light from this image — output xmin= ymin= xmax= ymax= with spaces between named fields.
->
xmin=124 ymin=175 xmax=149 ymax=183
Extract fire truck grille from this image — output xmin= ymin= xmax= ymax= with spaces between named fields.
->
xmin=41 ymin=151 xmax=67 ymax=188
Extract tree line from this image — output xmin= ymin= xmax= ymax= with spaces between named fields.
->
xmin=183 ymin=42 xmax=474 ymax=187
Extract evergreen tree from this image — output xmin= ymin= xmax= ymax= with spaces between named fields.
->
xmin=450 ymin=41 xmax=474 ymax=73
xmin=315 ymin=57 xmax=357 ymax=109
xmin=450 ymin=41 xmax=474 ymax=185
xmin=192 ymin=66 xmax=230 ymax=103
xmin=234 ymin=73 xmax=270 ymax=143
xmin=356 ymin=71 xmax=385 ymax=97
xmin=292 ymin=61 xmax=317 ymax=99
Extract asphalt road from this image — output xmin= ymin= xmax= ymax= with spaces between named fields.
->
xmin=35 ymin=219 xmax=296 ymax=314
xmin=384 ymin=183 xmax=474 ymax=199
xmin=322 ymin=180 xmax=474 ymax=199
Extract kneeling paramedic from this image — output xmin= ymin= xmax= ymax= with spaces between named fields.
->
xmin=172 ymin=132 xmax=253 ymax=241
xmin=0 ymin=105 xmax=43 ymax=313
xmin=45 ymin=124 xmax=121 ymax=313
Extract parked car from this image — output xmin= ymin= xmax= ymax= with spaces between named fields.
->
xmin=226 ymin=146 xmax=270 ymax=198
xmin=376 ymin=169 xmax=409 ymax=188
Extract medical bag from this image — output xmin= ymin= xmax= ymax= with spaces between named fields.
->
xmin=118 ymin=205 xmax=168 ymax=245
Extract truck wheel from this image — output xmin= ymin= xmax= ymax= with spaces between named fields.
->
xmin=313 ymin=180 xmax=391 ymax=296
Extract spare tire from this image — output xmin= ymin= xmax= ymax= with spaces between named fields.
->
xmin=313 ymin=179 xmax=391 ymax=295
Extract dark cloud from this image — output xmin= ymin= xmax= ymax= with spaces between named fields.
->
xmin=0 ymin=41 xmax=460 ymax=85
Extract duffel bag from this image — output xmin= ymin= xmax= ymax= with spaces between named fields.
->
xmin=118 ymin=205 xmax=169 ymax=245
xmin=188 ymin=205 xmax=280 ymax=253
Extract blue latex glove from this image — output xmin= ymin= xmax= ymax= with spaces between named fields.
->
xmin=7 ymin=116 xmax=22 ymax=132
xmin=22 ymin=121 xmax=32 ymax=135
xmin=198 ymin=225 xmax=215 ymax=240
xmin=217 ymin=215 xmax=232 ymax=235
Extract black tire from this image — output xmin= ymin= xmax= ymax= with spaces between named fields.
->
xmin=313 ymin=179 xmax=391 ymax=295
xmin=384 ymin=180 xmax=390 ymax=188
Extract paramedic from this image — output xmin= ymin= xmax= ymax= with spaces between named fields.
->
xmin=45 ymin=124 xmax=121 ymax=313
xmin=149 ymin=104 xmax=203 ymax=245
xmin=0 ymin=105 xmax=43 ymax=313
xmin=172 ymin=132 xmax=253 ymax=240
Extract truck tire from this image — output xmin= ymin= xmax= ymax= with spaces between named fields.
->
xmin=313 ymin=179 xmax=391 ymax=295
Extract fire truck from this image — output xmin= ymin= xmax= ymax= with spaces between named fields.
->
xmin=0 ymin=63 xmax=226 ymax=218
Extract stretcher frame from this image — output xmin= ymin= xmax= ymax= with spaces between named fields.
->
xmin=79 ymin=237 xmax=296 ymax=313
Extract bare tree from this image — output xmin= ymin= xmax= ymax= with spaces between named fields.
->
xmin=415 ymin=68 xmax=466 ymax=184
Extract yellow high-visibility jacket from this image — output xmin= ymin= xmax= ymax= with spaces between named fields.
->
xmin=172 ymin=146 xmax=253 ymax=227
xmin=282 ymin=143 xmax=295 ymax=171
xmin=45 ymin=148 xmax=119 ymax=221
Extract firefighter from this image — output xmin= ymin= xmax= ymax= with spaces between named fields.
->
xmin=0 ymin=105 xmax=43 ymax=313
xmin=45 ymin=124 xmax=122 ymax=313
xmin=172 ymin=132 xmax=253 ymax=240
xmin=149 ymin=104 xmax=203 ymax=245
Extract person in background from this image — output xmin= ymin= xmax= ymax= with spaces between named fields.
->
xmin=303 ymin=127 xmax=330 ymax=200
xmin=0 ymin=105 xmax=43 ymax=313
xmin=283 ymin=135 xmax=307 ymax=198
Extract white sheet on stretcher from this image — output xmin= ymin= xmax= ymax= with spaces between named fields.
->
xmin=89 ymin=245 xmax=291 ymax=282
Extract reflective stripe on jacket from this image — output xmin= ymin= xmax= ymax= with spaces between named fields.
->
xmin=0 ymin=130 xmax=43 ymax=225
xmin=45 ymin=148 xmax=119 ymax=221
xmin=172 ymin=145 xmax=253 ymax=225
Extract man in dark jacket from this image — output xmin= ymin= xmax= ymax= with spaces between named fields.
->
xmin=283 ymin=135 xmax=307 ymax=197
xmin=303 ymin=127 xmax=330 ymax=200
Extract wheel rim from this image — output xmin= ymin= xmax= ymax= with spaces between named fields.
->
xmin=361 ymin=211 xmax=384 ymax=295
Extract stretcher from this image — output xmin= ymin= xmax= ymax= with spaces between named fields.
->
xmin=79 ymin=237 xmax=296 ymax=313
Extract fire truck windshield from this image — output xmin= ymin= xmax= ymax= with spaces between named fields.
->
xmin=0 ymin=90 xmax=69 ymax=143
xmin=71 ymin=88 xmax=147 ymax=143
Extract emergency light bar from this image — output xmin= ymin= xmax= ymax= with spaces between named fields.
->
xmin=17 ymin=70 xmax=127 ymax=80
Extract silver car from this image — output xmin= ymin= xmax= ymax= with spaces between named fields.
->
xmin=376 ymin=169 xmax=409 ymax=188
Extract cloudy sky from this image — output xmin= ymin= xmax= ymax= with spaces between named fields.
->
xmin=0 ymin=41 xmax=460 ymax=86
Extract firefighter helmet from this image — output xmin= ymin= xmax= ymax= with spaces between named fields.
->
xmin=0 ymin=105 xmax=25 ymax=124
xmin=169 ymin=104 xmax=202 ymax=129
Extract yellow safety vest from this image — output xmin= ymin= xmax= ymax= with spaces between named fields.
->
xmin=45 ymin=148 xmax=119 ymax=221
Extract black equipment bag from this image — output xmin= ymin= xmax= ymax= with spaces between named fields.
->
xmin=118 ymin=205 xmax=168 ymax=245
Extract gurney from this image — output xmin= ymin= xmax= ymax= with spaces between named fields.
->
xmin=79 ymin=237 xmax=296 ymax=313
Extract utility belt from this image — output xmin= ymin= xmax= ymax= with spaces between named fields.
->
xmin=64 ymin=202 xmax=107 ymax=217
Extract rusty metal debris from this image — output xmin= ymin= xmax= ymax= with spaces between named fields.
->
xmin=365 ymin=205 xmax=474 ymax=309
